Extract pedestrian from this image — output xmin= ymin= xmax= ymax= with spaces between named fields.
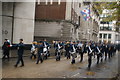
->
xmin=14 ymin=39 xmax=25 ymax=67
xmin=2 ymin=39 xmax=10 ymax=61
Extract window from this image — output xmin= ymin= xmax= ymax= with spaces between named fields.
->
xmin=108 ymin=34 xmax=111 ymax=39
xmin=99 ymin=40 xmax=102 ymax=43
xmin=103 ymin=34 xmax=107 ymax=39
xmin=99 ymin=33 xmax=102 ymax=38
xmin=79 ymin=3 xmax=81 ymax=8
xmin=100 ymin=27 xmax=103 ymax=30
xmin=109 ymin=22 xmax=112 ymax=24
xmin=108 ymin=41 xmax=111 ymax=43
xmin=108 ymin=26 xmax=112 ymax=30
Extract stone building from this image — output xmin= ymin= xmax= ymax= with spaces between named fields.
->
xmin=34 ymin=1 xmax=80 ymax=42
xmin=0 ymin=1 xmax=99 ymax=46
xmin=78 ymin=2 xmax=99 ymax=42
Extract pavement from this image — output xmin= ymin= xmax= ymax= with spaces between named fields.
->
xmin=2 ymin=51 xmax=119 ymax=78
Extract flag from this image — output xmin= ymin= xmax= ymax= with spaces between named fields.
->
xmin=81 ymin=7 xmax=90 ymax=21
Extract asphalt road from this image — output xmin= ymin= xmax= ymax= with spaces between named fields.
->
xmin=2 ymin=51 xmax=119 ymax=78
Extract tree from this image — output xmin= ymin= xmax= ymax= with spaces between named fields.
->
xmin=93 ymin=2 xmax=120 ymax=32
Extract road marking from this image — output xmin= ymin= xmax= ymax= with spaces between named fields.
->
xmin=71 ymin=73 xmax=80 ymax=77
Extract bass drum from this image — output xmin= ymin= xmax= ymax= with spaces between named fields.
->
xmin=43 ymin=48 xmax=47 ymax=53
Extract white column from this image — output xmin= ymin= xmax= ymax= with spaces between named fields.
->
xmin=0 ymin=2 xmax=2 ymax=58
xmin=102 ymin=33 xmax=103 ymax=42
xmin=0 ymin=1 xmax=2 ymax=79
xmin=107 ymin=33 xmax=108 ymax=43
xmin=65 ymin=2 xmax=72 ymax=20
xmin=13 ymin=2 xmax=36 ymax=44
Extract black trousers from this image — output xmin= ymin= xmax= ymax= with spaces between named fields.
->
xmin=16 ymin=54 xmax=24 ymax=66
xmin=71 ymin=53 xmax=76 ymax=64
xmin=108 ymin=51 xmax=112 ymax=59
xmin=66 ymin=51 xmax=70 ymax=59
xmin=3 ymin=50 xmax=10 ymax=61
xmin=30 ymin=53 xmax=36 ymax=59
xmin=97 ymin=53 xmax=102 ymax=64
xmin=36 ymin=53 xmax=43 ymax=64
xmin=88 ymin=54 xmax=92 ymax=69
xmin=105 ymin=51 xmax=108 ymax=60
xmin=79 ymin=52 xmax=83 ymax=62
xmin=93 ymin=51 xmax=96 ymax=58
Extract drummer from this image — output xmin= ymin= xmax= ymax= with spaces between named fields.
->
xmin=69 ymin=41 xmax=77 ymax=64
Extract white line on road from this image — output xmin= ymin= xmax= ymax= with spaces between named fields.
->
xmin=71 ymin=73 xmax=80 ymax=77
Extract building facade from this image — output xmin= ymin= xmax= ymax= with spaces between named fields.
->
xmin=78 ymin=2 xmax=99 ymax=42
xmin=34 ymin=1 xmax=80 ymax=42
xmin=98 ymin=9 xmax=120 ymax=43
xmin=1 ymin=1 xmax=100 ymax=45
xmin=1 ymin=2 xmax=35 ymax=44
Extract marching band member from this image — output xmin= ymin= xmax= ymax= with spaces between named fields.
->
xmin=69 ymin=41 xmax=77 ymax=64
xmin=77 ymin=41 xmax=84 ymax=62
xmin=36 ymin=41 xmax=44 ymax=64
xmin=96 ymin=43 xmax=102 ymax=64
xmin=65 ymin=41 xmax=71 ymax=59
xmin=2 ymin=39 xmax=11 ymax=61
xmin=87 ymin=42 xmax=93 ymax=69
xmin=104 ymin=42 xmax=109 ymax=60
xmin=43 ymin=39 xmax=50 ymax=60
xmin=30 ymin=41 xmax=37 ymax=59
xmin=54 ymin=41 xmax=62 ymax=61
xmin=14 ymin=39 xmax=25 ymax=67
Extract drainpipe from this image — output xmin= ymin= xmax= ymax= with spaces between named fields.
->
xmin=11 ymin=2 xmax=15 ymax=44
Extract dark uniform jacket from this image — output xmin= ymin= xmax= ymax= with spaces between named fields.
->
xmin=2 ymin=42 xmax=10 ymax=51
xmin=65 ymin=44 xmax=70 ymax=52
xmin=37 ymin=45 xmax=44 ymax=54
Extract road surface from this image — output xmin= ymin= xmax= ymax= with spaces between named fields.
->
xmin=2 ymin=51 xmax=119 ymax=79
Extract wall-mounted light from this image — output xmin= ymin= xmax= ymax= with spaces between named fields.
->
xmin=37 ymin=0 xmax=40 ymax=5
xmin=50 ymin=0 xmax=53 ymax=5
xmin=58 ymin=0 xmax=61 ymax=5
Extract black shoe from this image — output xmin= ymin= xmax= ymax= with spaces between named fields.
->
xmin=101 ymin=59 xmax=103 ymax=62
xmin=97 ymin=62 xmax=99 ymax=64
xmin=80 ymin=60 xmax=82 ymax=62
xmin=71 ymin=62 xmax=73 ymax=64
xmin=41 ymin=60 xmax=43 ymax=63
xmin=87 ymin=67 xmax=91 ymax=71
xmin=14 ymin=65 xmax=17 ymax=67
xmin=20 ymin=65 xmax=24 ymax=67
xmin=8 ymin=59 xmax=10 ymax=61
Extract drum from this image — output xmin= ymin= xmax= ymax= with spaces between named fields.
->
xmin=43 ymin=47 xmax=47 ymax=53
